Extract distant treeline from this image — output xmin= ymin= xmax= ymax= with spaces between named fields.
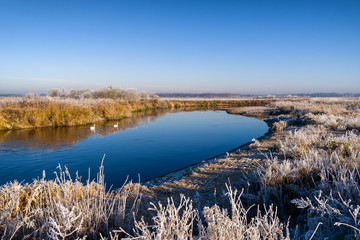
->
xmin=47 ymin=86 xmax=158 ymax=100
xmin=0 ymin=93 xmax=23 ymax=97
xmin=158 ymin=92 xmax=360 ymax=98
xmin=157 ymin=93 xmax=250 ymax=98
xmin=2 ymin=91 xmax=359 ymax=98
xmin=288 ymin=92 xmax=360 ymax=97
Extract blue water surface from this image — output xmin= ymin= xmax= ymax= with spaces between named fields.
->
xmin=0 ymin=111 xmax=268 ymax=188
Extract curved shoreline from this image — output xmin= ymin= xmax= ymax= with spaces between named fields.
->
xmin=0 ymin=106 xmax=274 ymax=188
xmin=144 ymin=106 xmax=275 ymax=188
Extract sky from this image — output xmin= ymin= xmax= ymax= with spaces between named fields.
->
xmin=0 ymin=0 xmax=359 ymax=95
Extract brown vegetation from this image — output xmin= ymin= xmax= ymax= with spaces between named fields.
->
xmin=0 ymin=97 xmax=272 ymax=131
xmin=0 ymin=161 xmax=142 ymax=239
xmin=0 ymin=97 xmax=169 ymax=130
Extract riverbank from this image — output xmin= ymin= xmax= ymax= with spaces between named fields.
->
xmin=0 ymin=104 xmax=284 ymax=239
xmin=144 ymin=106 xmax=276 ymax=188
xmin=2 ymin=98 xmax=360 ymax=239
xmin=141 ymin=105 xmax=281 ymax=215
xmin=139 ymin=98 xmax=360 ymax=239
xmin=0 ymin=97 xmax=272 ymax=130
xmin=0 ymin=97 xmax=159 ymax=130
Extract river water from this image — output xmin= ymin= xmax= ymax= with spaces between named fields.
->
xmin=0 ymin=110 xmax=268 ymax=188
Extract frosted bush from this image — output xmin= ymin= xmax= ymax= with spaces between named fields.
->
xmin=126 ymin=194 xmax=197 ymax=240
xmin=47 ymin=88 xmax=62 ymax=97
xmin=272 ymin=120 xmax=287 ymax=132
xmin=47 ymin=86 xmax=155 ymax=100
xmin=24 ymin=93 xmax=35 ymax=99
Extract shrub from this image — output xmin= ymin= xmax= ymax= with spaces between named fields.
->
xmin=24 ymin=93 xmax=35 ymax=99
xmin=47 ymin=86 xmax=155 ymax=101
xmin=272 ymin=120 xmax=287 ymax=132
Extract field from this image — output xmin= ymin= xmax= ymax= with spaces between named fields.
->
xmin=1 ymin=97 xmax=360 ymax=239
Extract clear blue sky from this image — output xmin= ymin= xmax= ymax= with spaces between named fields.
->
xmin=0 ymin=0 xmax=359 ymax=94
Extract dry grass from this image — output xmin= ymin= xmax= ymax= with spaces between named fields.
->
xmin=0 ymin=159 xmax=142 ymax=239
xmin=108 ymin=184 xmax=289 ymax=240
xmin=272 ymin=121 xmax=287 ymax=132
xmin=0 ymin=96 xmax=273 ymax=131
xmin=0 ymin=97 xmax=162 ymax=130
xmin=253 ymin=97 xmax=360 ymax=239
xmin=272 ymin=98 xmax=360 ymax=130
xmin=0 ymin=167 xmax=291 ymax=239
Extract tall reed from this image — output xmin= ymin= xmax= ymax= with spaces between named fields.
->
xmin=0 ymin=158 xmax=142 ymax=239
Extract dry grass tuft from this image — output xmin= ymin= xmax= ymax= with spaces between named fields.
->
xmin=272 ymin=120 xmax=287 ymax=132
xmin=0 ymin=161 xmax=141 ymax=239
xmin=109 ymin=184 xmax=289 ymax=240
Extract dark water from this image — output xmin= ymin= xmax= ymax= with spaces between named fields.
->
xmin=0 ymin=111 xmax=268 ymax=188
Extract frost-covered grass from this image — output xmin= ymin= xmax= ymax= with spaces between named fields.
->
xmin=0 ymin=169 xmax=291 ymax=240
xmin=107 ymin=185 xmax=290 ymax=240
xmin=0 ymin=161 xmax=142 ymax=239
xmin=272 ymin=98 xmax=360 ymax=116
xmin=254 ymin=98 xmax=360 ymax=239
xmin=291 ymin=168 xmax=360 ymax=239
xmin=2 ymin=97 xmax=360 ymax=239
xmin=309 ymin=113 xmax=360 ymax=131
xmin=272 ymin=98 xmax=360 ymax=130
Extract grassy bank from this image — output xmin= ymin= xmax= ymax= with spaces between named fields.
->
xmin=0 ymin=97 xmax=272 ymax=130
xmin=138 ymin=97 xmax=360 ymax=240
xmin=0 ymin=97 xmax=162 ymax=130
xmin=0 ymin=164 xmax=289 ymax=240
xmin=2 ymin=97 xmax=359 ymax=239
xmin=0 ymin=110 xmax=167 ymax=152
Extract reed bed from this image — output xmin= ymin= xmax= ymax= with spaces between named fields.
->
xmin=0 ymin=97 xmax=161 ymax=130
xmin=0 ymin=159 xmax=143 ymax=239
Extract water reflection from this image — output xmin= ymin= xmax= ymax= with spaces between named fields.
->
xmin=0 ymin=110 xmax=268 ymax=187
xmin=0 ymin=110 xmax=167 ymax=152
